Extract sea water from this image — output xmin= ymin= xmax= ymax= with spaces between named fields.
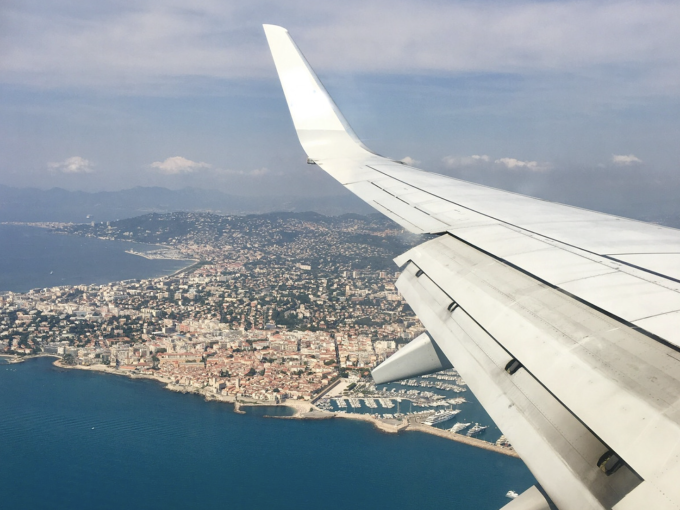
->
xmin=0 ymin=224 xmax=192 ymax=292
xmin=0 ymin=358 xmax=536 ymax=510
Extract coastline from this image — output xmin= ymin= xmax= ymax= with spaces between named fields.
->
xmin=1 ymin=353 xmax=58 ymax=364
xmin=0 ymin=221 xmax=72 ymax=229
xmin=124 ymin=248 xmax=197 ymax=263
xmin=121 ymin=245 xmax=200 ymax=276
xmin=49 ymin=359 xmax=518 ymax=458
xmin=169 ymin=259 xmax=208 ymax=277
xmin=124 ymin=253 xmax=199 ymax=277
xmin=0 ymin=225 xmax=199 ymax=293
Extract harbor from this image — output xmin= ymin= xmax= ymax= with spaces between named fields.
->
xmin=308 ymin=369 xmax=515 ymax=456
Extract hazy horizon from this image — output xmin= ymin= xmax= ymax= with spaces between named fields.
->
xmin=2 ymin=0 xmax=679 ymax=206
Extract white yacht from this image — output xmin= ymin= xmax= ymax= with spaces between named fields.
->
xmin=450 ymin=422 xmax=471 ymax=434
xmin=422 ymin=409 xmax=461 ymax=426
xmin=467 ymin=423 xmax=488 ymax=436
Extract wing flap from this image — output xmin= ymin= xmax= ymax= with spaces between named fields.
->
xmin=396 ymin=260 xmax=641 ymax=509
xmin=371 ymin=332 xmax=452 ymax=384
xmin=396 ymin=235 xmax=680 ymax=508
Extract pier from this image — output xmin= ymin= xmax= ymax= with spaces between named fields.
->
xmin=406 ymin=424 xmax=519 ymax=458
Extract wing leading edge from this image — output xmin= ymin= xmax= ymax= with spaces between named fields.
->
xmin=264 ymin=24 xmax=680 ymax=510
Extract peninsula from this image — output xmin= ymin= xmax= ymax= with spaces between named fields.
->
xmin=1 ymin=212 xmax=515 ymax=457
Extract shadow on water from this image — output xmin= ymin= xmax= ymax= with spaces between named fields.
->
xmin=242 ymin=405 xmax=296 ymax=417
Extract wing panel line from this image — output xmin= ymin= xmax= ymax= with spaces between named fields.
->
xmin=365 ymin=165 xmax=680 ymax=285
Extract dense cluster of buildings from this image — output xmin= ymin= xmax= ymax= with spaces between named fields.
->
xmin=0 ymin=212 xmax=425 ymax=401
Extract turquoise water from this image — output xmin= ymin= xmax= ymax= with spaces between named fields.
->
xmin=0 ymin=224 xmax=192 ymax=292
xmin=0 ymin=358 xmax=536 ymax=510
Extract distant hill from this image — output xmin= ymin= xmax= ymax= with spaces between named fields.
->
xmin=4 ymin=168 xmax=680 ymax=229
xmin=61 ymin=210 xmax=402 ymax=245
xmin=0 ymin=185 xmax=374 ymax=223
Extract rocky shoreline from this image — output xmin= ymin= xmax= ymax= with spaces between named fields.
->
xmin=36 ymin=358 xmax=518 ymax=458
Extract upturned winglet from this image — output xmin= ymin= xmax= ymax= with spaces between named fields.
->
xmin=263 ymin=24 xmax=371 ymax=161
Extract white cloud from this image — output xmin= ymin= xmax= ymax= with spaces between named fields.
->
xmin=248 ymin=167 xmax=269 ymax=177
xmin=494 ymin=157 xmax=545 ymax=171
xmin=443 ymin=154 xmax=547 ymax=171
xmin=400 ymin=156 xmax=420 ymax=166
xmin=612 ymin=154 xmax=643 ymax=165
xmin=149 ymin=157 xmax=269 ymax=177
xmin=2 ymin=1 xmax=680 ymax=94
xmin=442 ymin=154 xmax=490 ymax=168
xmin=150 ymin=156 xmax=211 ymax=174
xmin=48 ymin=156 xmax=94 ymax=174
xmin=215 ymin=167 xmax=272 ymax=177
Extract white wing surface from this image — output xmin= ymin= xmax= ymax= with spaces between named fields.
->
xmin=264 ymin=24 xmax=680 ymax=510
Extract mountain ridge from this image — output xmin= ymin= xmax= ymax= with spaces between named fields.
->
xmin=0 ymin=185 xmax=373 ymax=223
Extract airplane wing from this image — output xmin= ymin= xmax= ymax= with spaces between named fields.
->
xmin=263 ymin=24 xmax=680 ymax=510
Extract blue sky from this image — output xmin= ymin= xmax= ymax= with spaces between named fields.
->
xmin=2 ymin=0 xmax=680 ymax=201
